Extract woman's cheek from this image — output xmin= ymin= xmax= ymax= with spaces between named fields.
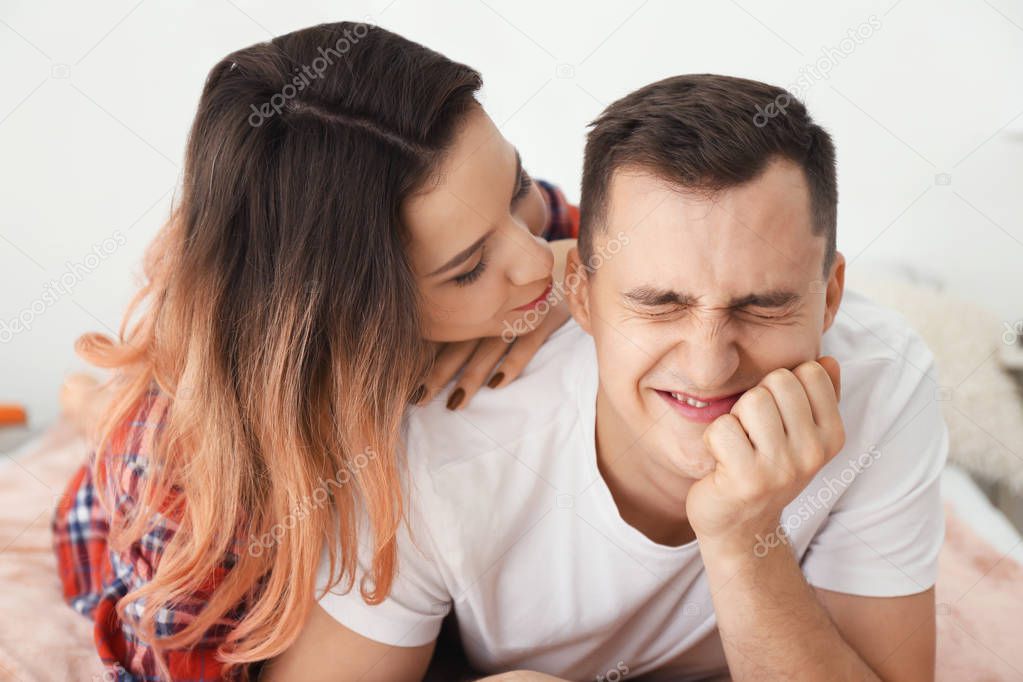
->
xmin=450 ymin=279 xmax=507 ymax=327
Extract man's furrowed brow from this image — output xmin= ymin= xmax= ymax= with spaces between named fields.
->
xmin=622 ymin=287 xmax=801 ymax=309
xmin=728 ymin=290 xmax=801 ymax=309
xmin=623 ymin=286 xmax=696 ymax=307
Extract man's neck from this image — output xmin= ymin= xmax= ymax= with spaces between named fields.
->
xmin=593 ymin=390 xmax=698 ymax=547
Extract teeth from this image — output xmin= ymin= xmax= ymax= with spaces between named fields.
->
xmin=671 ymin=393 xmax=710 ymax=408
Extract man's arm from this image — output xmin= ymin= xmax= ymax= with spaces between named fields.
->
xmin=690 ymin=356 xmax=938 ymax=681
xmin=815 ymin=586 xmax=936 ymax=681
xmin=689 ymin=358 xmax=898 ymax=681
xmin=700 ymin=534 xmax=933 ymax=681
xmin=260 ymin=602 xmax=435 ymax=682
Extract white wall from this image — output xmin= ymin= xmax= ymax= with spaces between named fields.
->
xmin=1 ymin=0 xmax=1021 ymax=429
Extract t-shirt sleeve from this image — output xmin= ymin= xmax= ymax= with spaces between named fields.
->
xmin=800 ymin=336 xmax=948 ymax=597
xmin=315 ymin=472 xmax=451 ymax=647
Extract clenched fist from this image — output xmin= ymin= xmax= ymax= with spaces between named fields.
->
xmin=685 ymin=357 xmax=845 ymax=553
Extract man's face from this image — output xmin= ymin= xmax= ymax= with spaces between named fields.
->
xmin=571 ymin=157 xmax=844 ymax=479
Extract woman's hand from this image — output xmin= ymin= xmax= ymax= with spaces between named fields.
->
xmin=418 ymin=239 xmax=575 ymax=410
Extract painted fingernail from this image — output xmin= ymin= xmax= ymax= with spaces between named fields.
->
xmin=487 ymin=372 xmax=505 ymax=389
xmin=410 ymin=385 xmax=426 ymax=405
xmin=446 ymin=388 xmax=465 ymax=410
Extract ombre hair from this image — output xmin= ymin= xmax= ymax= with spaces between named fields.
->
xmin=75 ymin=22 xmax=481 ymax=679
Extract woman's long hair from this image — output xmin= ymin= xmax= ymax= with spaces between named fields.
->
xmin=76 ymin=22 xmax=481 ymax=679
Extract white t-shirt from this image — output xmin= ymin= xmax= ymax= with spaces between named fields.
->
xmin=316 ymin=290 xmax=948 ymax=681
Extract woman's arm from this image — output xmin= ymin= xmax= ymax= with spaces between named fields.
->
xmin=262 ymin=602 xmax=574 ymax=682
xmin=260 ymin=603 xmax=435 ymax=682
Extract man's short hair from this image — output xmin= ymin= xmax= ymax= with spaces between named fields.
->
xmin=579 ymin=74 xmax=838 ymax=275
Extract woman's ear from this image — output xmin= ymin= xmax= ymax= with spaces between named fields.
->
xmin=822 ymin=251 xmax=845 ymax=334
xmin=565 ymin=247 xmax=594 ymax=334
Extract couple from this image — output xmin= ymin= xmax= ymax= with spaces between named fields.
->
xmin=54 ymin=20 xmax=946 ymax=682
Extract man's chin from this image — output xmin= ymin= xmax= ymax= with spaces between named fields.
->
xmin=661 ymin=441 xmax=717 ymax=480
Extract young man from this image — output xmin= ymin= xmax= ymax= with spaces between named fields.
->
xmin=270 ymin=75 xmax=946 ymax=681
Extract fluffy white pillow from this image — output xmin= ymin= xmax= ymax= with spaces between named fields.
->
xmin=846 ymin=267 xmax=1023 ymax=494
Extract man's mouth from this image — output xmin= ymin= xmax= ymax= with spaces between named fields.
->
xmin=514 ymin=280 xmax=554 ymax=312
xmin=656 ymin=389 xmax=744 ymax=424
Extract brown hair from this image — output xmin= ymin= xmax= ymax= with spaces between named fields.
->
xmin=579 ymin=74 xmax=838 ymax=274
xmin=76 ymin=21 xmax=481 ymax=679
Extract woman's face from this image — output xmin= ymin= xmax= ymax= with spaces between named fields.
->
xmin=403 ymin=106 xmax=555 ymax=342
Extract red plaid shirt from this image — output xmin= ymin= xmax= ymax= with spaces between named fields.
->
xmin=52 ymin=180 xmax=579 ymax=681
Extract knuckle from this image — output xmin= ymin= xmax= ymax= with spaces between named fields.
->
xmin=704 ymin=417 xmax=724 ymax=442
xmin=740 ymin=385 xmax=772 ymax=410
xmin=795 ymin=360 xmax=827 ymax=385
xmin=763 ymin=369 xmax=800 ymax=398
xmin=764 ymin=367 xmax=794 ymax=386
xmin=704 ymin=415 xmax=733 ymax=444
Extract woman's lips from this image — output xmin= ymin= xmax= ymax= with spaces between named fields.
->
xmin=657 ymin=389 xmax=744 ymax=424
xmin=514 ymin=281 xmax=553 ymax=312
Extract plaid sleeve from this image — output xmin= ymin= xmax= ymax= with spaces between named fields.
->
xmin=52 ymin=387 xmax=261 ymax=681
xmin=536 ymin=179 xmax=580 ymax=241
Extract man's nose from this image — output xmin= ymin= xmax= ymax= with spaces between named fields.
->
xmin=674 ymin=319 xmax=740 ymax=392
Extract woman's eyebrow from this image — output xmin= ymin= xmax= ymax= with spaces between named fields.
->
xmin=427 ymin=228 xmax=495 ymax=277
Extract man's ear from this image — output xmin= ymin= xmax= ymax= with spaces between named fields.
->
xmin=822 ymin=251 xmax=845 ymax=334
xmin=565 ymin=247 xmax=594 ymax=335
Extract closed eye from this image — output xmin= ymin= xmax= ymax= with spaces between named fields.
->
xmin=741 ymin=308 xmax=791 ymax=321
xmin=452 ymin=247 xmax=488 ymax=286
xmin=639 ymin=305 xmax=688 ymax=319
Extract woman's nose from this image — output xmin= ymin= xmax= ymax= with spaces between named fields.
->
xmin=506 ymin=232 xmax=554 ymax=286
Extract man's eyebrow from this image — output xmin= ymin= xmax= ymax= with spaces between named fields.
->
xmin=622 ymin=287 xmax=800 ymax=308
xmin=623 ymin=287 xmax=696 ymax=307
xmin=727 ymin=290 xmax=800 ymax=308
xmin=427 ymin=228 xmax=496 ymax=277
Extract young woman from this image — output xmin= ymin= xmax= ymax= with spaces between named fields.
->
xmin=52 ymin=22 xmax=578 ymax=681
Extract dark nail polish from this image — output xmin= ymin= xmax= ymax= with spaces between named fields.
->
xmin=446 ymin=387 xmax=465 ymax=410
xmin=410 ymin=385 xmax=426 ymax=405
xmin=487 ymin=372 xmax=505 ymax=389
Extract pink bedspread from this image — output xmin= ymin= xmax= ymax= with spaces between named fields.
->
xmin=1 ymin=420 xmax=1020 ymax=681
xmin=0 ymin=421 xmax=105 ymax=681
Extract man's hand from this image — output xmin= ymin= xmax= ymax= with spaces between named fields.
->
xmin=686 ymin=357 xmax=845 ymax=553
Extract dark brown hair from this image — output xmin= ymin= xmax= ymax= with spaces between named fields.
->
xmin=76 ymin=21 xmax=481 ymax=677
xmin=579 ymin=74 xmax=838 ymax=274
